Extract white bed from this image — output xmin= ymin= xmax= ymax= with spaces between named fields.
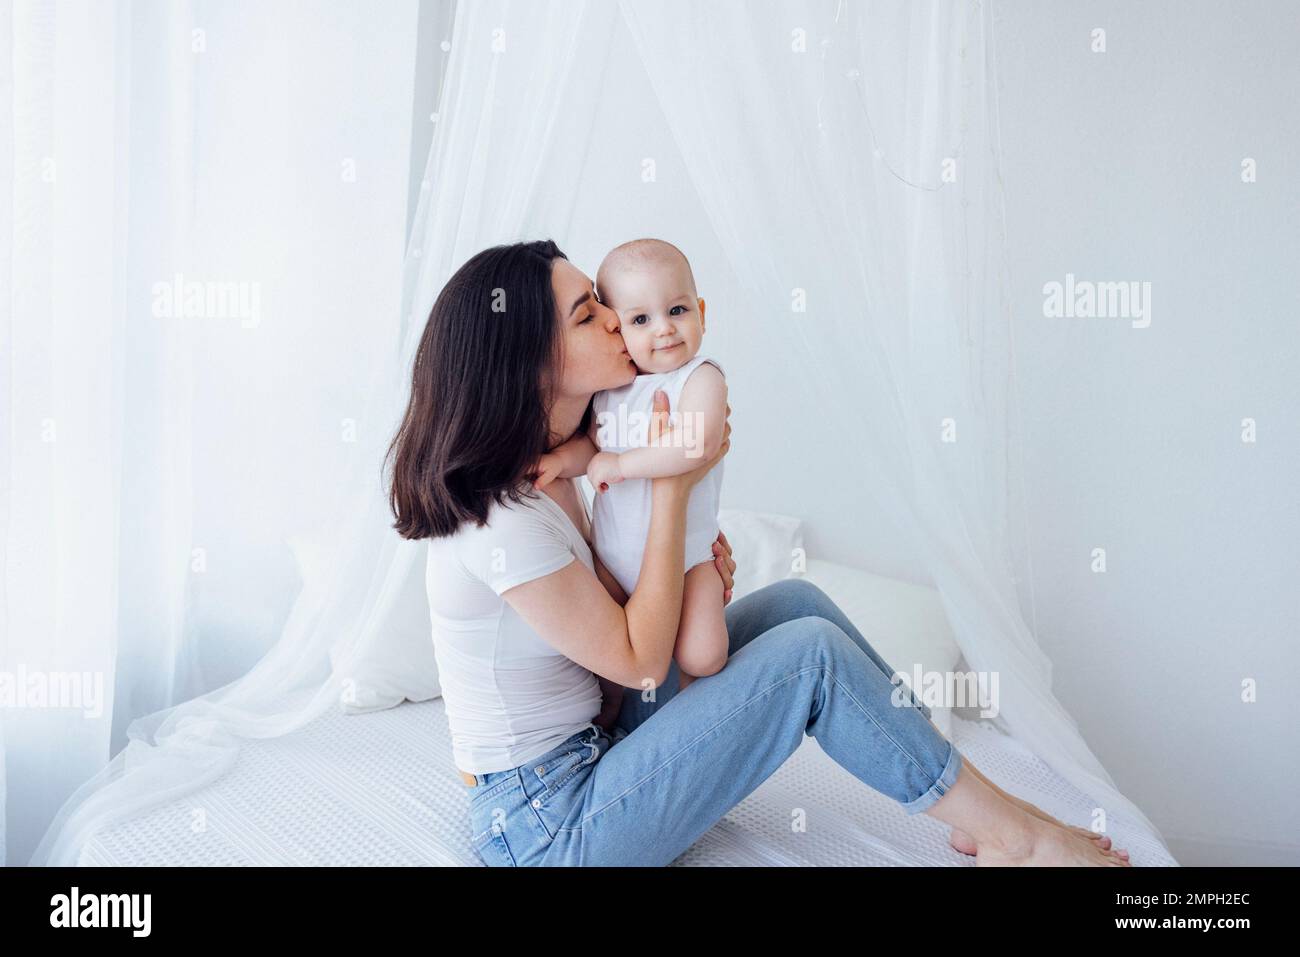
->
xmin=73 ymin=519 xmax=1177 ymax=867
xmin=77 ymin=694 xmax=1177 ymax=867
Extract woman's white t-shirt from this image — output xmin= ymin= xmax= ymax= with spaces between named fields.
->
xmin=425 ymin=488 xmax=602 ymax=774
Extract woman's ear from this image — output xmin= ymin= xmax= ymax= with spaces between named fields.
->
xmin=698 ymin=297 xmax=707 ymax=331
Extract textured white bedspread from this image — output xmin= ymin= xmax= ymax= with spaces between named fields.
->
xmin=79 ymin=697 xmax=1177 ymax=867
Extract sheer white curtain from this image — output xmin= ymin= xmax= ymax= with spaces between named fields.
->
xmin=5 ymin=0 xmax=420 ymax=865
xmin=22 ymin=0 xmax=1166 ymax=866
xmin=618 ymin=0 xmax=1159 ymax=836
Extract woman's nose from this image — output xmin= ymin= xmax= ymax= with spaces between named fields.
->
xmin=603 ymin=308 xmax=621 ymax=334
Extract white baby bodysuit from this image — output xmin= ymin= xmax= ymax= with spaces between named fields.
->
xmin=590 ymin=355 xmax=725 ymax=595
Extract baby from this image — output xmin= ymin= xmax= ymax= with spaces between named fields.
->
xmin=537 ymin=238 xmax=729 ymax=692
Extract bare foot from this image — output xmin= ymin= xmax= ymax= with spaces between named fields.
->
xmin=949 ymin=821 xmax=1128 ymax=861
xmin=947 ymin=803 xmax=1128 ymax=862
xmin=1003 ymin=795 xmax=1129 ymax=860
xmin=948 ymin=827 xmax=979 ymax=856
xmin=976 ymin=819 xmax=1132 ymax=867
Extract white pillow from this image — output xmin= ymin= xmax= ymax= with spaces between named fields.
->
xmin=702 ymin=511 xmax=959 ymax=734
xmin=796 ymin=559 xmax=962 ymax=739
xmin=316 ymin=537 xmax=441 ymax=715
xmin=717 ymin=508 xmax=804 ymax=600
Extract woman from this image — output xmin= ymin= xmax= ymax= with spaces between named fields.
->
xmin=386 ymin=239 xmax=1130 ymax=867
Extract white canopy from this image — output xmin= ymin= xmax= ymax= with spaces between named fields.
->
xmin=16 ymin=0 xmax=1166 ymax=865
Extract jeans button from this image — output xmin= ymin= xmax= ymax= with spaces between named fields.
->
xmin=531 ymin=798 xmax=541 ymax=809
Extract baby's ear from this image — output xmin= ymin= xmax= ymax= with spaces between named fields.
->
xmin=697 ymin=297 xmax=707 ymax=331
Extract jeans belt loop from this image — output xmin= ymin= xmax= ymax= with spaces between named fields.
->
xmin=583 ymin=721 xmax=603 ymax=764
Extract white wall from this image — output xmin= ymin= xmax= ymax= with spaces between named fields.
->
xmin=994 ymin=0 xmax=1300 ymax=864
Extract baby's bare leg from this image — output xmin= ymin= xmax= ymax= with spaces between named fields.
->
xmin=674 ymin=561 xmax=729 ymax=689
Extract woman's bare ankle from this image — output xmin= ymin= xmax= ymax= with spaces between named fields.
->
xmin=973 ymin=809 xmax=1040 ymax=857
xmin=925 ymin=765 xmax=1042 ymax=857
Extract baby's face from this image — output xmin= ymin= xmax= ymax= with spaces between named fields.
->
xmin=597 ymin=259 xmax=705 ymax=375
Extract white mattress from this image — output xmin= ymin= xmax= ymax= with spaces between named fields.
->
xmin=78 ymin=697 xmax=1177 ymax=867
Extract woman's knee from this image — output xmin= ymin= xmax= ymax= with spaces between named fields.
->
xmin=765 ymin=617 xmax=918 ymax=718
xmin=765 ymin=576 xmax=836 ymax=619
xmin=760 ymin=613 xmax=859 ymax=667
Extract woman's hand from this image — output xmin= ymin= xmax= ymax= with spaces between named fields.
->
xmin=712 ymin=529 xmax=736 ymax=605
xmin=647 ymin=389 xmax=731 ymax=496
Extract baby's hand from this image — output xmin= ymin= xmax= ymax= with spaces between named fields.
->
xmin=586 ymin=452 xmax=624 ymax=493
xmin=531 ymin=452 xmax=563 ymax=490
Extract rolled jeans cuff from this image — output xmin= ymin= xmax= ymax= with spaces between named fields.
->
xmin=900 ymin=740 xmax=963 ymax=816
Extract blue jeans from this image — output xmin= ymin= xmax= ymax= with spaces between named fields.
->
xmin=466 ymin=578 xmax=963 ymax=866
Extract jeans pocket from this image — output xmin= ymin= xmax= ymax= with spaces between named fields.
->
xmin=468 ymin=774 xmax=530 ymax=866
xmin=470 ymin=821 xmax=518 ymax=867
xmin=525 ymin=730 xmax=609 ymax=841
xmin=468 ymin=786 xmax=526 ymax=867
xmin=530 ymin=747 xmax=588 ymax=804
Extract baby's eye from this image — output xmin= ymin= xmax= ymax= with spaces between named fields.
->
xmin=631 ymin=314 xmax=648 ymax=325
xmin=669 ymin=305 xmax=687 ymax=316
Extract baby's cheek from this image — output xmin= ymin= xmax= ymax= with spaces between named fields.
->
xmin=625 ymin=334 xmax=653 ymax=366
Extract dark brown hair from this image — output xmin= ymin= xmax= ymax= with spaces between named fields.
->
xmin=385 ymin=240 xmax=569 ymax=539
